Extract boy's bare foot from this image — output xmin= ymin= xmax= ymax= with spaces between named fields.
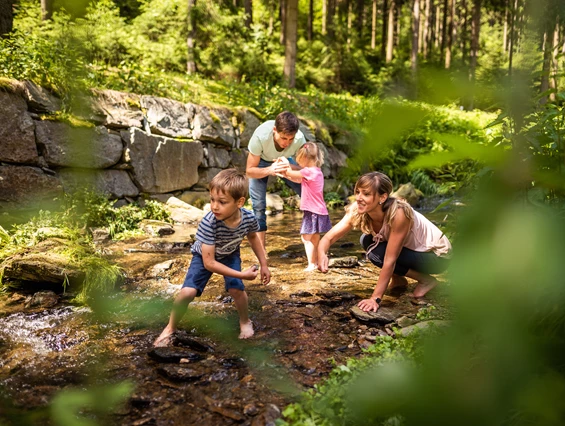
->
xmin=412 ymin=276 xmax=439 ymax=298
xmin=389 ymin=275 xmax=408 ymax=289
xmin=239 ymin=320 xmax=254 ymax=339
xmin=154 ymin=329 xmax=174 ymax=347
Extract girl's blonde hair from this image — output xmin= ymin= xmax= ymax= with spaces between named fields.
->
xmin=346 ymin=171 xmax=413 ymax=235
xmin=296 ymin=142 xmax=324 ymax=167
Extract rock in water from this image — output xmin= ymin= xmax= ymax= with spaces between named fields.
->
xmin=148 ymin=347 xmax=204 ymax=363
xmin=328 ymin=256 xmax=359 ymax=268
xmin=157 ymin=365 xmax=204 ymax=382
xmin=350 ymin=306 xmax=399 ymax=324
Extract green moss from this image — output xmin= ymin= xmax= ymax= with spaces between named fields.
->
xmin=209 ymin=110 xmax=221 ymax=124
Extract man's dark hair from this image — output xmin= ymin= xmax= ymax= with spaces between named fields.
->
xmin=275 ymin=111 xmax=300 ymax=134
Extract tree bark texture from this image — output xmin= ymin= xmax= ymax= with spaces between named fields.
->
xmin=0 ymin=0 xmax=13 ymax=36
xmin=411 ymin=0 xmax=420 ymax=75
xmin=444 ymin=0 xmax=454 ymax=69
xmin=307 ymin=0 xmax=313 ymax=41
xmin=283 ymin=0 xmax=298 ymax=87
xmin=186 ymin=0 xmax=196 ymax=74
xmin=244 ymin=0 xmax=252 ymax=28
xmin=468 ymin=0 xmax=481 ymax=109
xmin=41 ymin=0 xmax=53 ymax=21
xmin=381 ymin=0 xmax=388 ymax=56
xmin=386 ymin=0 xmax=395 ymax=62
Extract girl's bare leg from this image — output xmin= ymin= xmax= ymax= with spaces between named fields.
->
xmin=229 ymin=288 xmax=254 ymax=339
xmin=301 ymin=233 xmax=320 ymax=271
xmin=154 ymin=287 xmax=197 ymax=346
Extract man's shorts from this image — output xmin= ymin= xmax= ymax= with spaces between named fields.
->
xmin=181 ymin=251 xmax=245 ymax=296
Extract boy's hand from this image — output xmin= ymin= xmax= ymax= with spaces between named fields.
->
xmin=241 ymin=265 xmax=259 ymax=280
xmin=261 ymin=266 xmax=271 ymax=285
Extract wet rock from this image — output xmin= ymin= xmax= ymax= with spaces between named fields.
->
xmin=157 ymin=365 xmax=204 ymax=382
xmin=266 ymin=194 xmax=284 ymax=212
xmin=328 ymin=256 xmax=359 ymax=268
xmin=148 ymin=259 xmax=175 ymax=278
xmin=90 ymin=227 xmax=111 ymax=243
xmin=251 ymin=403 xmax=281 ymax=426
xmin=140 ymin=219 xmax=174 ymax=237
xmin=396 ymin=315 xmax=417 ymax=328
xmin=392 ymin=183 xmax=423 ymax=207
xmin=165 ymin=197 xmax=205 ymax=224
xmin=290 ymin=291 xmax=313 ymax=298
xmin=244 ymin=403 xmax=259 ymax=416
xmin=174 ymin=333 xmax=214 ymax=352
xmin=350 ymin=306 xmax=399 ymax=325
xmin=24 ymin=291 xmax=59 ymax=309
xmin=221 ymin=357 xmax=246 ymax=369
xmin=316 ymin=290 xmax=357 ymax=307
xmin=339 ymin=242 xmax=355 ymax=248
xmin=398 ymin=320 xmax=451 ymax=336
xmin=148 ymin=347 xmax=204 ymax=363
xmin=410 ymin=298 xmax=429 ymax=306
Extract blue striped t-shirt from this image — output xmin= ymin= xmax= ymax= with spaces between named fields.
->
xmin=191 ymin=208 xmax=259 ymax=258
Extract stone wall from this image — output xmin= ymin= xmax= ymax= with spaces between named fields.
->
xmin=0 ymin=80 xmax=351 ymax=208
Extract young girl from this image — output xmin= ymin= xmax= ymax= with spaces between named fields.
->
xmin=318 ymin=171 xmax=451 ymax=312
xmin=282 ymin=142 xmax=332 ymax=271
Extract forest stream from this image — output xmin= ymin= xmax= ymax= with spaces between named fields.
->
xmin=0 ymin=209 xmax=451 ymax=425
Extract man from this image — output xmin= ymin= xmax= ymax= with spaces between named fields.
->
xmin=245 ymin=111 xmax=306 ymax=253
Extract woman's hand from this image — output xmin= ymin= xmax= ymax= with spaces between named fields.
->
xmin=358 ymin=298 xmax=380 ymax=312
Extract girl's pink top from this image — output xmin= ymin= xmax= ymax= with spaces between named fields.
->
xmin=367 ymin=205 xmax=451 ymax=257
xmin=300 ymin=166 xmax=329 ymax=215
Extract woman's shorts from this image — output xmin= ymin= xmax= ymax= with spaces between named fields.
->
xmin=300 ymin=211 xmax=332 ymax=235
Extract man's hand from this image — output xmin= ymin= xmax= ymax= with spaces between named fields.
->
xmin=318 ymin=253 xmax=329 ymax=273
xmin=261 ymin=266 xmax=271 ymax=285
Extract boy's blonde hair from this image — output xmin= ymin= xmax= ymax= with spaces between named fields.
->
xmin=209 ymin=168 xmax=248 ymax=201
xmin=296 ymin=142 xmax=324 ymax=167
xmin=346 ymin=171 xmax=413 ymax=235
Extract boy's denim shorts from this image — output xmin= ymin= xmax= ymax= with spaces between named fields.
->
xmin=181 ymin=251 xmax=245 ymax=296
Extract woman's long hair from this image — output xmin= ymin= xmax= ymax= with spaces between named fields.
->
xmin=346 ymin=172 xmax=413 ymax=235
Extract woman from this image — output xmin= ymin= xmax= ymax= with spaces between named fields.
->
xmin=318 ymin=172 xmax=451 ymax=312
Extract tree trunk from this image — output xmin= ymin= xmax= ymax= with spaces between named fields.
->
xmin=356 ymin=0 xmax=364 ymax=42
xmin=186 ymin=0 xmax=196 ymax=74
xmin=460 ymin=0 xmax=468 ymax=65
xmin=540 ymin=28 xmax=551 ymax=105
xmin=422 ymin=0 xmax=431 ymax=56
xmin=283 ymin=0 xmax=298 ymax=87
xmin=468 ymin=0 xmax=481 ymax=109
xmin=549 ymin=20 xmax=559 ymax=102
xmin=440 ymin=0 xmax=447 ymax=62
xmin=508 ymin=0 xmax=518 ymax=78
xmin=326 ymin=0 xmax=336 ymax=40
xmin=372 ymin=0 xmax=377 ymax=49
xmin=307 ymin=0 xmax=313 ymax=41
xmin=435 ymin=0 xmax=440 ymax=50
xmin=322 ymin=0 xmax=327 ymax=35
xmin=347 ymin=0 xmax=352 ymax=47
xmin=380 ymin=0 xmax=388 ymax=56
xmin=411 ymin=0 xmax=420 ymax=76
xmin=444 ymin=0 xmax=453 ymax=69
xmin=395 ymin=0 xmax=400 ymax=48
xmin=268 ymin=0 xmax=274 ymax=36
xmin=41 ymin=0 xmax=53 ymax=21
xmin=0 ymin=0 xmax=13 ymax=36
xmin=280 ymin=0 xmax=286 ymax=45
xmin=502 ymin=0 xmax=508 ymax=52
xmin=386 ymin=0 xmax=395 ymax=62
xmin=244 ymin=0 xmax=252 ymax=28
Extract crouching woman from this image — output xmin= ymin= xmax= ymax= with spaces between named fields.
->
xmin=317 ymin=172 xmax=451 ymax=312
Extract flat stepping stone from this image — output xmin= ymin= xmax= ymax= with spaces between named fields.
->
xmin=174 ymin=334 xmax=214 ymax=352
xmin=148 ymin=347 xmax=204 ymax=363
xmin=328 ymin=256 xmax=359 ymax=268
xmin=350 ymin=306 xmax=399 ymax=324
xmin=157 ymin=365 xmax=205 ymax=382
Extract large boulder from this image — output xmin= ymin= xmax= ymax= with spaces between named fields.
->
xmin=197 ymin=167 xmax=222 ymax=189
xmin=192 ymin=106 xmax=236 ymax=147
xmin=323 ymin=145 xmax=348 ymax=179
xmin=0 ymin=90 xmax=39 ymax=165
xmin=299 ymin=120 xmax=316 ymax=141
xmin=235 ymin=108 xmax=261 ymax=148
xmin=140 ymin=95 xmax=195 ymax=138
xmin=20 ymin=80 xmax=61 ymax=114
xmin=58 ymin=168 xmax=139 ymax=199
xmin=90 ymin=89 xmax=144 ymax=129
xmin=165 ymin=197 xmax=205 ymax=224
xmin=36 ymin=122 xmax=123 ymax=169
xmin=229 ymin=149 xmax=248 ymax=171
xmin=391 ymin=183 xmax=423 ymax=207
xmin=0 ymin=165 xmax=63 ymax=203
xmin=122 ymin=128 xmax=203 ymax=193
xmin=202 ymin=143 xmax=231 ymax=169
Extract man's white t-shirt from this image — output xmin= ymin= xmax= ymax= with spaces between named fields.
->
xmin=247 ymin=120 xmax=306 ymax=162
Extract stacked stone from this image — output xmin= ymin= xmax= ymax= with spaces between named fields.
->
xmin=0 ymin=80 xmax=350 ymax=208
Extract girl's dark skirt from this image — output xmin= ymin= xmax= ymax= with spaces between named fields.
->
xmin=300 ymin=211 xmax=332 ymax=235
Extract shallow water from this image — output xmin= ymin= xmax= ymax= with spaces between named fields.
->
xmin=0 ymin=208 xmax=451 ymax=425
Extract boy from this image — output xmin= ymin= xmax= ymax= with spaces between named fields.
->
xmin=154 ymin=169 xmax=270 ymax=346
